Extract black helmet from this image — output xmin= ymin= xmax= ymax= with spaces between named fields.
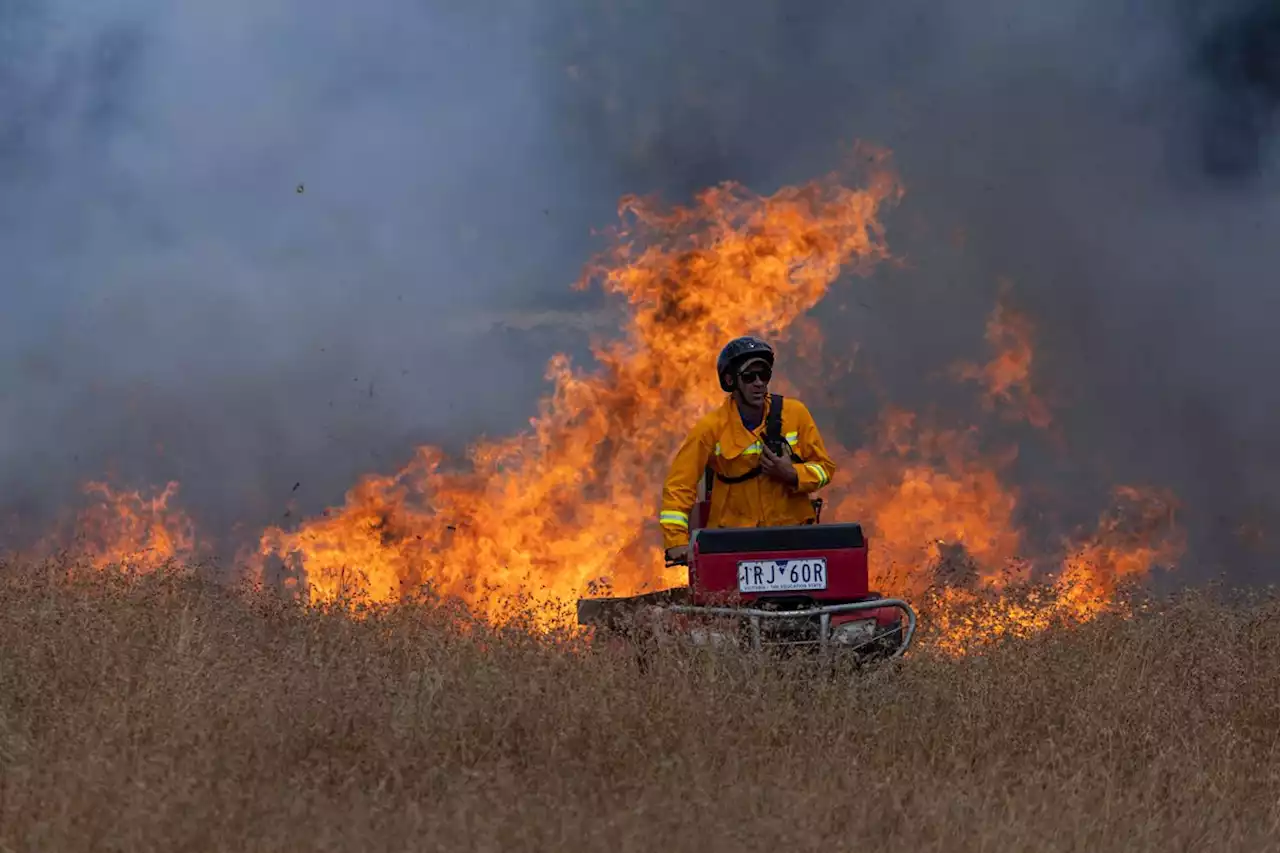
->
xmin=716 ymin=336 xmax=774 ymax=391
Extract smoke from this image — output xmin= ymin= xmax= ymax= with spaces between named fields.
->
xmin=1192 ymin=0 xmax=1280 ymax=179
xmin=4 ymin=0 xmax=1280 ymax=580
xmin=0 ymin=0 xmax=604 ymax=539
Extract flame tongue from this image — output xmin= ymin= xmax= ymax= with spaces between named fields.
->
xmin=39 ymin=481 xmax=200 ymax=572
xmin=259 ymin=157 xmax=905 ymax=622
xmin=1057 ymin=486 xmax=1184 ymax=618
xmin=953 ymin=284 xmax=1053 ymax=429
xmin=827 ymin=408 xmax=1026 ymax=598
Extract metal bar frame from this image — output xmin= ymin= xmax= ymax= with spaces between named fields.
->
xmin=663 ymin=598 xmax=916 ymax=658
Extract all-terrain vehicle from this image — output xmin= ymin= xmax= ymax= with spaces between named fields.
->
xmin=577 ymin=500 xmax=917 ymax=660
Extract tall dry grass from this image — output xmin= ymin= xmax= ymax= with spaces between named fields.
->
xmin=2 ymin=560 xmax=1279 ymax=852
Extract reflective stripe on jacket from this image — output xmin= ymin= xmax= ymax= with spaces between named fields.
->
xmin=658 ymin=395 xmax=836 ymax=550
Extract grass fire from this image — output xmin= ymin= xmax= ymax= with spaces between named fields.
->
xmin=17 ymin=154 xmax=1182 ymax=653
xmin=11 ymin=0 xmax=1280 ymax=846
xmin=0 ymin=124 xmax=1228 ymax=853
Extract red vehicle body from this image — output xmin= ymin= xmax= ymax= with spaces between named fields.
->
xmin=577 ymin=512 xmax=916 ymax=659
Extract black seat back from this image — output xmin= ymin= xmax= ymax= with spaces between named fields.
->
xmin=693 ymin=523 xmax=865 ymax=555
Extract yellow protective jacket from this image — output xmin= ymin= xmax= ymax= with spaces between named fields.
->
xmin=659 ymin=395 xmax=837 ymax=550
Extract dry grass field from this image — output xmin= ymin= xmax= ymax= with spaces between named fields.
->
xmin=2 ymin=561 xmax=1279 ymax=853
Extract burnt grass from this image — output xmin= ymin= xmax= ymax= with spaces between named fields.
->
xmin=2 ymin=561 xmax=1280 ymax=852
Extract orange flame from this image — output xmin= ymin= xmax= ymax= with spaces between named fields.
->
xmin=827 ymin=409 xmax=1026 ymax=598
xmin=1055 ymin=485 xmax=1184 ymax=619
xmin=954 ymin=283 xmax=1053 ymax=429
xmin=259 ymin=154 xmax=904 ymax=623
xmin=920 ymin=485 xmax=1184 ymax=656
xmin=49 ymin=480 xmax=200 ymax=572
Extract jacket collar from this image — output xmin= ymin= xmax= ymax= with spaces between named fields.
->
xmin=716 ymin=394 xmax=774 ymax=459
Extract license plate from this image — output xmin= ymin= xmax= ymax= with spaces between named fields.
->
xmin=737 ymin=558 xmax=827 ymax=593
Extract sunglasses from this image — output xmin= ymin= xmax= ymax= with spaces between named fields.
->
xmin=738 ymin=366 xmax=772 ymax=384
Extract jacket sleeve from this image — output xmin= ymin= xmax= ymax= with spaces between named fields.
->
xmin=791 ymin=401 xmax=837 ymax=494
xmin=659 ymin=419 xmax=715 ymax=550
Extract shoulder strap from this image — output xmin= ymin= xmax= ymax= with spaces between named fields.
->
xmin=764 ymin=394 xmax=784 ymax=454
xmin=763 ymin=394 xmax=801 ymax=461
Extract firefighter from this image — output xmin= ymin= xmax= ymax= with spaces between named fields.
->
xmin=659 ymin=336 xmax=838 ymax=563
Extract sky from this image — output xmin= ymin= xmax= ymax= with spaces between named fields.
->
xmin=3 ymin=0 xmax=1279 ymax=578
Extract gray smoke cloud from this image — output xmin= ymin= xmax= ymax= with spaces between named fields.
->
xmin=1 ymin=0 xmax=608 ymax=540
xmin=3 ymin=0 xmax=1279 ymax=581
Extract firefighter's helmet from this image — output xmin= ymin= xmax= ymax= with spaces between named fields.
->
xmin=716 ymin=336 xmax=774 ymax=392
